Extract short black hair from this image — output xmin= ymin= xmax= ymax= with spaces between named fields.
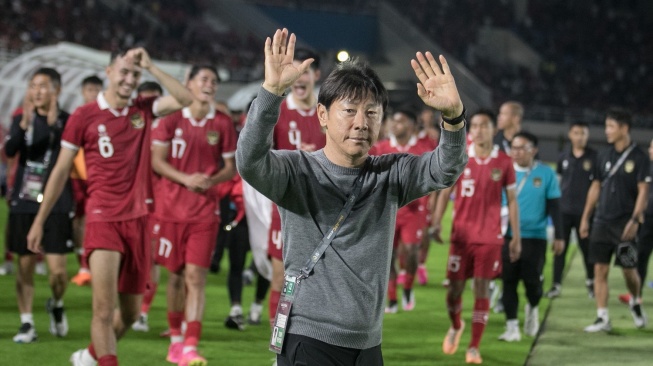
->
xmin=294 ymin=48 xmax=320 ymax=70
xmin=393 ymin=105 xmax=417 ymax=124
xmin=569 ymin=121 xmax=589 ymax=130
xmin=109 ymin=49 xmax=128 ymax=65
xmin=317 ymin=59 xmax=388 ymax=112
xmin=81 ymin=75 xmax=103 ymax=87
xmin=513 ymin=131 xmax=538 ymax=147
xmin=32 ymin=67 xmax=61 ymax=89
xmin=606 ymin=108 xmax=632 ymax=129
xmin=188 ymin=64 xmax=219 ymax=82
xmin=469 ymin=108 xmax=497 ymax=127
xmin=137 ymin=81 xmax=163 ymax=95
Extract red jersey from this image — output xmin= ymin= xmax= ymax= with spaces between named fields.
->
xmin=61 ymin=93 xmax=157 ymax=223
xmin=272 ymin=94 xmax=325 ymax=151
xmin=450 ymin=145 xmax=516 ymax=245
xmin=370 ymin=135 xmax=433 ymax=215
xmin=151 ymin=107 xmax=237 ymax=223
xmin=417 ymin=129 xmax=438 ymax=150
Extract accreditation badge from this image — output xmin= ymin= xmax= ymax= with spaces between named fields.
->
xmin=270 ymin=275 xmax=298 ymax=354
xmin=19 ymin=160 xmax=47 ymax=203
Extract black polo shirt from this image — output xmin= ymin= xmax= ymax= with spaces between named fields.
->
xmin=593 ymin=143 xmax=651 ymax=223
xmin=557 ymin=147 xmax=598 ymax=215
xmin=5 ymin=109 xmax=73 ymax=214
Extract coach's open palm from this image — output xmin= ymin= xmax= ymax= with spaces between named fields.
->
xmin=262 ymin=29 xmax=314 ymax=96
xmin=411 ymin=52 xmax=463 ymax=120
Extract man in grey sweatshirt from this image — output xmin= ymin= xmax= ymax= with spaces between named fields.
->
xmin=236 ymin=29 xmax=468 ymax=365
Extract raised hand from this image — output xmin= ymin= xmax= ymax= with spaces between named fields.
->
xmin=262 ymin=28 xmax=313 ymax=96
xmin=125 ymin=47 xmax=153 ymax=70
xmin=20 ymin=91 xmax=33 ymax=130
xmin=46 ymin=88 xmax=59 ymax=126
xmin=411 ymin=52 xmax=463 ymax=120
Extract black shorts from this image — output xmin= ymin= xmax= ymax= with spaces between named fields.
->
xmin=502 ymin=237 xmax=547 ymax=283
xmin=589 ymin=218 xmax=637 ymax=268
xmin=8 ymin=213 xmax=73 ymax=255
xmin=277 ymin=334 xmax=383 ymax=366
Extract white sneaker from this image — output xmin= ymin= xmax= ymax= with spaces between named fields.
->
xmin=132 ymin=314 xmax=149 ymax=332
xmin=248 ymin=302 xmax=263 ymax=325
xmin=385 ymin=303 xmax=398 ymax=314
xmin=70 ymin=349 xmax=97 ymax=366
xmin=630 ymin=303 xmax=647 ymax=329
xmin=0 ymin=260 xmax=14 ymax=275
xmin=524 ymin=304 xmax=539 ymax=337
xmin=46 ymin=298 xmax=69 ymax=337
xmin=35 ymin=261 xmax=47 ymax=275
xmin=13 ymin=323 xmax=37 ymax=343
xmin=498 ymin=325 xmax=521 ymax=342
xmin=401 ymin=291 xmax=415 ymax=311
xmin=584 ymin=317 xmax=612 ymax=332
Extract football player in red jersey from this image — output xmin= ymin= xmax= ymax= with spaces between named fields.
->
xmin=370 ymin=107 xmax=433 ymax=312
xmin=151 ymin=65 xmax=237 ymax=366
xmin=27 ymin=48 xmax=193 ymax=366
xmin=433 ymin=110 xmax=520 ymax=364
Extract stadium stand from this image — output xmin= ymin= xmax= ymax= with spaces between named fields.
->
xmin=388 ymin=0 xmax=653 ymax=126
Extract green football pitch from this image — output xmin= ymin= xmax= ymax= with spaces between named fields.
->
xmin=0 ymin=199 xmax=649 ymax=365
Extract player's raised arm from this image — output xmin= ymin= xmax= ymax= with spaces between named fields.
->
xmin=411 ymin=52 xmax=464 ymax=131
xmin=125 ymin=48 xmax=193 ymax=116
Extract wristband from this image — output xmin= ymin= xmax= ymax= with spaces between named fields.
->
xmin=631 ymin=217 xmax=641 ymax=224
xmin=442 ymin=107 xmax=466 ymax=125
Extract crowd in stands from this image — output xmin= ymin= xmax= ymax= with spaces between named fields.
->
xmin=0 ymin=0 xmax=263 ymax=81
xmin=1 ymin=0 xmax=652 ymax=124
xmin=389 ymin=0 xmax=653 ymax=125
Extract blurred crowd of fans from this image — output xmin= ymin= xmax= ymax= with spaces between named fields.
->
xmin=0 ymin=0 xmax=263 ymax=81
xmin=390 ymin=0 xmax=653 ymax=125
xmin=1 ymin=0 xmax=651 ymax=124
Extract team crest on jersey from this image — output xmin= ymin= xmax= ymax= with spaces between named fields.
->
xmin=533 ymin=177 xmax=542 ymax=188
xmin=491 ymin=168 xmax=502 ymax=181
xmin=130 ymin=113 xmax=145 ymax=129
xmin=624 ymin=160 xmax=635 ymax=173
xmin=583 ymin=159 xmax=592 ymax=171
xmin=207 ymin=131 xmax=219 ymax=145
xmin=562 ymin=160 xmax=569 ymax=170
xmin=464 ymin=168 xmax=471 ymax=177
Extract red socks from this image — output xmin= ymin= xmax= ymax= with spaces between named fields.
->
xmin=404 ymin=273 xmax=415 ymax=290
xmin=470 ymin=298 xmax=489 ymax=349
xmin=141 ymin=281 xmax=158 ymax=314
xmin=184 ymin=321 xmax=202 ymax=347
xmin=90 ymin=344 xmax=118 ymax=365
xmin=387 ymin=278 xmax=397 ymax=302
xmin=168 ymin=311 xmax=184 ymax=337
xmin=97 ymin=355 xmax=118 ymax=366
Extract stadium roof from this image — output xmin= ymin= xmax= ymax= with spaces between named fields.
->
xmin=0 ymin=42 xmax=188 ymax=128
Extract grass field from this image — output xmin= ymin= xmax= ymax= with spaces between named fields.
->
xmin=0 ymin=201 xmax=557 ymax=365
